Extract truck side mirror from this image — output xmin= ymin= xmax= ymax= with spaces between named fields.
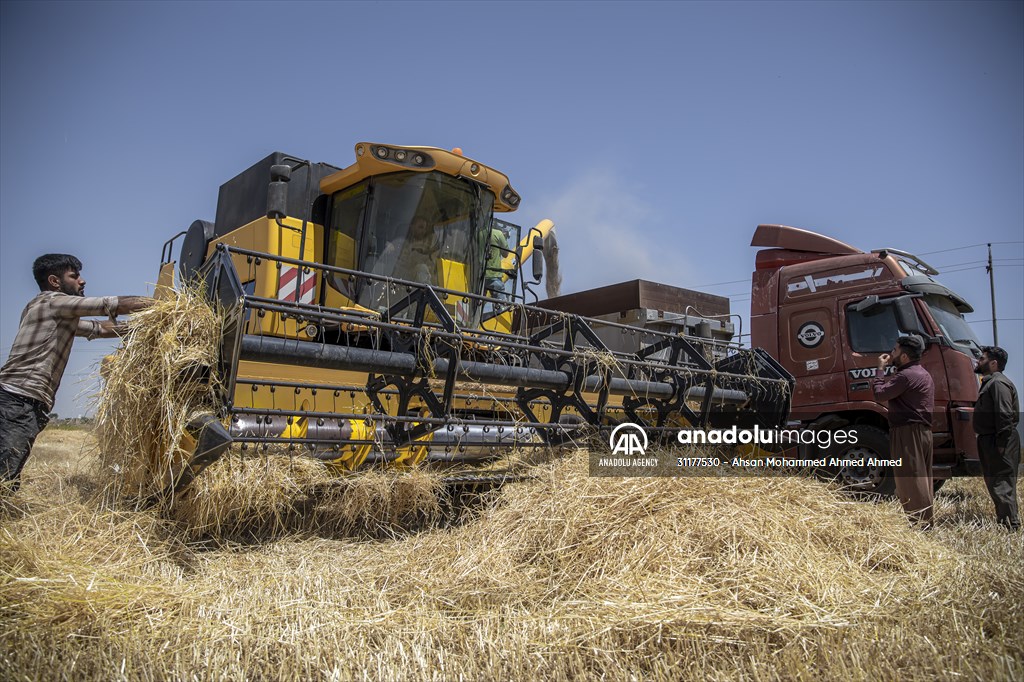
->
xmin=532 ymin=235 xmax=544 ymax=282
xmin=267 ymin=164 xmax=291 ymax=219
xmin=893 ymin=296 xmax=925 ymax=335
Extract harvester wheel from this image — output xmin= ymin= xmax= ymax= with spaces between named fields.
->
xmin=817 ymin=425 xmax=896 ymax=497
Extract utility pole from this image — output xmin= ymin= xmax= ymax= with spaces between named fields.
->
xmin=987 ymin=243 xmax=998 ymax=346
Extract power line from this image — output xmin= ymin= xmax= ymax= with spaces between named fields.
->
xmin=931 ymin=258 xmax=1021 ymax=270
xmin=918 ymin=241 xmax=1024 ymax=256
xmin=676 ymin=243 xmax=1024 ymax=289
xmin=933 ymin=259 xmax=988 ymax=269
xmin=967 ymin=319 xmax=1024 ymax=324
xmin=685 ymin=278 xmax=748 ymax=288
xmin=942 ymin=264 xmax=1024 ymax=274
xmin=939 ymin=265 xmax=987 ymax=274
xmin=687 ymin=251 xmax=1022 ymax=289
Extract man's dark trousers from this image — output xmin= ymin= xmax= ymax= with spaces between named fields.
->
xmin=0 ymin=388 xmax=50 ymax=493
xmin=977 ymin=430 xmax=1021 ymax=530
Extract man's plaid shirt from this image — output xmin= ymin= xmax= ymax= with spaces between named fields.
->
xmin=0 ymin=291 xmax=118 ymax=410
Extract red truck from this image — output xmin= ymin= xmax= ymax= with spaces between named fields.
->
xmin=541 ymin=224 xmax=982 ymax=494
xmin=750 ymin=224 xmax=981 ymax=493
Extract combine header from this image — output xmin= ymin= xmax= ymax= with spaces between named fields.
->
xmin=155 ymin=143 xmax=793 ymax=489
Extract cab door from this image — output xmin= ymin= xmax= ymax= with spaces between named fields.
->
xmin=841 ymin=294 xmax=944 ymax=413
xmin=842 ymin=295 xmax=908 ymax=402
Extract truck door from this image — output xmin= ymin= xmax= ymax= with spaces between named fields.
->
xmin=842 ymin=295 xmax=947 ymax=426
xmin=842 ymin=296 xmax=908 ymax=402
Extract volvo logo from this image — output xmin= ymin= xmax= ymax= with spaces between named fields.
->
xmin=849 ymin=366 xmax=895 ymax=379
xmin=609 ymin=423 xmax=649 ymax=456
xmin=797 ymin=322 xmax=826 ymax=348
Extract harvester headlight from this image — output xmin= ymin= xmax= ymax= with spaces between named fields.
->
xmin=470 ymin=163 xmax=480 ymax=175
xmin=368 ymin=147 xmax=433 ymax=168
xmin=305 ymin=324 xmax=320 ymax=339
xmin=502 ymin=187 xmax=520 ymax=206
xmin=356 ymin=145 xmax=364 ymax=156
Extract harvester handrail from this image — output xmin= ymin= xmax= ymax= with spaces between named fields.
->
xmin=219 ymin=244 xmax=750 ymax=354
xmin=223 ymin=249 xmax=782 ymax=389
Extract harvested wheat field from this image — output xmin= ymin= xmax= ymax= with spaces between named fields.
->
xmin=1 ymin=427 xmax=1021 ymax=682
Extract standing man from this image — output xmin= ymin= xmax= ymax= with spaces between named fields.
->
xmin=0 ymin=254 xmax=152 ymax=493
xmin=871 ymin=334 xmax=935 ymax=528
xmin=973 ymin=346 xmax=1020 ymax=531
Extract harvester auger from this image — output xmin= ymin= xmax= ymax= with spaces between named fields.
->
xmin=155 ymin=143 xmax=793 ymax=491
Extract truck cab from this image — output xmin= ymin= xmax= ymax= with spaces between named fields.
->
xmin=750 ymin=224 xmax=981 ymax=492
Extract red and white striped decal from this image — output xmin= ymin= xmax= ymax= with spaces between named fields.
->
xmin=277 ymin=265 xmax=316 ymax=304
xmin=455 ymin=299 xmax=470 ymax=326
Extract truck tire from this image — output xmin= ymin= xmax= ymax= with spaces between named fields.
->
xmin=817 ymin=425 xmax=896 ymax=497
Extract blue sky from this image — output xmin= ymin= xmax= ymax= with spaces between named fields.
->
xmin=1 ymin=0 xmax=1022 ymax=417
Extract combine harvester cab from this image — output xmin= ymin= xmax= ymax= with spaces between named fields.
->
xmin=156 ymin=143 xmax=794 ymax=489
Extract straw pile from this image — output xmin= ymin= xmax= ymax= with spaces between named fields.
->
xmin=1 ymin=428 xmax=1021 ymax=681
xmin=166 ymin=456 xmax=448 ymax=541
xmin=95 ymin=286 xmax=222 ymax=500
xmin=92 ymin=286 xmax=456 ymax=538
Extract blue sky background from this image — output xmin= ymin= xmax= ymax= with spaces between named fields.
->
xmin=2 ymin=0 xmax=1022 ymax=417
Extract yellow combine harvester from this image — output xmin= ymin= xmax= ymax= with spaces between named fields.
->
xmin=156 ymin=143 xmax=793 ymax=489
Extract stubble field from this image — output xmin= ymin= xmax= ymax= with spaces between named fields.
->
xmin=1 ymin=427 xmax=1021 ymax=681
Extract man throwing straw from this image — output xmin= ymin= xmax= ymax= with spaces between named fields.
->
xmin=0 ymin=254 xmax=152 ymax=494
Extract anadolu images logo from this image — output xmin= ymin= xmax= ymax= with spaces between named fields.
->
xmin=609 ymin=423 xmax=648 ymax=456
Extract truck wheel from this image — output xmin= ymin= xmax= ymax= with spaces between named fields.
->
xmin=818 ymin=425 xmax=896 ymax=497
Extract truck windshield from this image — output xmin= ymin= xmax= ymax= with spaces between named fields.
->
xmin=924 ymin=294 xmax=981 ymax=353
xmin=326 ymin=171 xmax=495 ymax=313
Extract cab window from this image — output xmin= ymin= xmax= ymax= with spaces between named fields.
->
xmin=846 ymin=303 xmax=903 ymax=353
xmin=325 ymin=180 xmax=368 ymax=294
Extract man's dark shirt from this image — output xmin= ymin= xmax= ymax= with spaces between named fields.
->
xmin=973 ymin=372 xmax=1020 ymax=440
xmin=871 ymin=361 xmax=935 ymax=427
